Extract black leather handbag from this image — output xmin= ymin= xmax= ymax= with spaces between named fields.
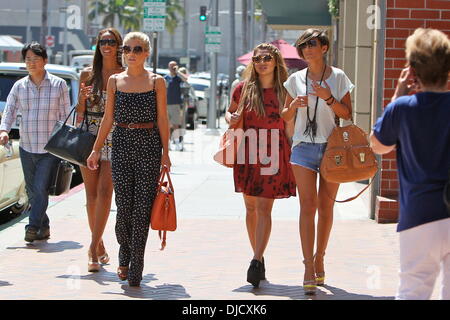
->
xmin=44 ymin=107 xmax=96 ymax=167
xmin=49 ymin=160 xmax=74 ymax=196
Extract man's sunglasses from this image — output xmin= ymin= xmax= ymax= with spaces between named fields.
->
xmin=99 ymin=39 xmax=117 ymax=46
xmin=298 ymin=39 xmax=319 ymax=50
xmin=252 ymin=54 xmax=273 ymax=64
xmin=122 ymin=45 xmax=144 ymax=54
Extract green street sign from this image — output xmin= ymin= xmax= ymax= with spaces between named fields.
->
xmin=143 ymin=0 xmax=166 ymax=32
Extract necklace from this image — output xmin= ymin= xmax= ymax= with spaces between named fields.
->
xmin=304 ymin=64 xmax=327 ymax=142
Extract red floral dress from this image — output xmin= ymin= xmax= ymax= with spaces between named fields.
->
xmin=232 ymin=82 xmax=296 ymax=199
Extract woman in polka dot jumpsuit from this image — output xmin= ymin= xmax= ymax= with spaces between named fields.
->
xmin=87 ymin=32 xmax=171 ymax=287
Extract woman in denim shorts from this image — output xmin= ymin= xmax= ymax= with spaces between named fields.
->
xmin=281 ymin=29 xmax=354 ymax=295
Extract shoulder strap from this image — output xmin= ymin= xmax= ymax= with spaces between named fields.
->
xmin=324 ymin=173 xmax=376 ymax=203
xmin=151 ymin=73 xmax=158 ymax=91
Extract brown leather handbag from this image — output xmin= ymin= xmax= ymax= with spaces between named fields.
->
xmin=213 ymin=84 xmax=246 ymax=168
xmin=150 ymin=166 xmax=177 ymax=250
xmin=320 ymin=122 xmax=379 ymax=202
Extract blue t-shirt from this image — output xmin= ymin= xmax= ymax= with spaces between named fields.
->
xmin=164 ymin=74 xmax=182 ymax=105
xmin=373 ymin=92 xmax=450 ymax=232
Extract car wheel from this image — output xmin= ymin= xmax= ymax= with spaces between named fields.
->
xmin=11 ymin=201 xmax=29 ymax=214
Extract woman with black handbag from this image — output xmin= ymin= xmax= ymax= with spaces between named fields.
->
xmin=87 ymin=32 xmax=171 ymax=287
xmin=281 ymin=29 xmax=354 ymax=295
xmin=76 ymin=28 xmax=125 ymax=272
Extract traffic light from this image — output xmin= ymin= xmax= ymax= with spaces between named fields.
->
xmin=199 ymin=6 xmax=207 ymax=21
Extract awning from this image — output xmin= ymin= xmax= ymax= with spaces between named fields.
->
xmin=0 ymin=36 xmax=24 ymax=52
xmin=260 ymin=0 xmax=331 ymax=30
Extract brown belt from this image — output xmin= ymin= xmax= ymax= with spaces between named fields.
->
xmin=116 ymin=122 xmax=155 ymax=129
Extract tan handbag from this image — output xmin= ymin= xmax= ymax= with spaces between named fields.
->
xmin=150 ymin=166 xmax=177 ymax=250
xmin=320 ymin=122 xmax=379 ymax=202
xmin=213 ymin=83 xmax=246 ymax=168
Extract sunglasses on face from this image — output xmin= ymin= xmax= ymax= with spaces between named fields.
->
xmin=122 ymin=45 xmax=144 ymax=54
xmin=99 ymin=39 xmax=117 ymax=46
xmin=298 ymin=39 xmax=319 ymax=50
xmin=252 ymin=54 xmax=273 ymax=64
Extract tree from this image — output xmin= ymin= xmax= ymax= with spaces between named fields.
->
xmin=89 ymin=0 xmax=184 ymax=34
xmin=165 ymin=0 xmax=184 ymax=34
xmin=88 ymin=0 xmax=142 ymax=33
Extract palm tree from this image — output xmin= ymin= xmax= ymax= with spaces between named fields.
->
xmin=88 ymin=0 xmax=142 ymax=33
xmin=165 ymin=0 xmax=184 ymax=35
xmin=89 ymin=0 xmax=184 ymax=35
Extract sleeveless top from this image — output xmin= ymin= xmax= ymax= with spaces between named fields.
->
xmin=86 ymin=90 xmax=113 ymax=161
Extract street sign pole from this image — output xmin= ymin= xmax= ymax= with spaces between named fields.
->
xmin=143 ymin=0 xmax=166 ymax=72
xmin=152 ymin=32 xmax=158 ymax=73
xmin=206 ymin=0 xmax=220 ymax=132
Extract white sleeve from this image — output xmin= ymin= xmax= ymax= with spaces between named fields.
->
xmin=336 ymin=71 xmax=355 ymax=101
xmin=283 ymin=74 xmax=298 ymax=99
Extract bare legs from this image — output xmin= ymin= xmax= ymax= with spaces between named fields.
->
xmin=291 ymin=165 xmax=339 ymax=283
xmin=244 ymin=195 xmax=274 ymax=261
xmin=80 ymin=160 xmax=113 ymax=263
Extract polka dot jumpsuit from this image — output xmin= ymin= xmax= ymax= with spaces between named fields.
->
xmin=111 ymin=82 xmax=162 ymax=286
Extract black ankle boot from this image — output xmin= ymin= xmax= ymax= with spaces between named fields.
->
xmin=247 ymin=259 xmax=263 ymax=288
xmin=261 ymin=257 xmax=266 ymax=280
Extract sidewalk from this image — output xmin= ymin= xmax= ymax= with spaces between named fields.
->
xmin=0 ymin=124 xmax=442 ymax=300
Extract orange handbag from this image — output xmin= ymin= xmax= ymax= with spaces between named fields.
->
xmin=150 ymin=166 xmax=177 ymax=250
xmin=320 ymin=122 xmax=379 ymax=202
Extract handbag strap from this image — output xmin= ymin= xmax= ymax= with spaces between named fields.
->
xmin=324 ymin=173 xmax=376 ymax=203
xmin=158 ymin=166 xmax=174 ymax=191
xmin=229 ymin=81 xmax=247 ymax=129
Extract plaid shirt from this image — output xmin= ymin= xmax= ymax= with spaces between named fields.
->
xmin=0 ymin=71 xmax=70 ymax=154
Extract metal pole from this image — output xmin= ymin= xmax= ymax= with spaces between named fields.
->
xmin=47 ymin=5 xmax=52 ymax=62
xmin=152 ymin=32 xmax=158 ymax=73
xmin=63 ymin=5 xmax=68 ymax=66
xmin=207 ymin=0 xmax=218 ymax=131
xmin=249 ymin=0 xmax=254 ymax=50
xmin=370 ymin=0 xmax=386 ymax=220
xmin=26 ymin=0 xmax=31 ymax=43
xmin=228 ymin=0 xmax=236 ymax=87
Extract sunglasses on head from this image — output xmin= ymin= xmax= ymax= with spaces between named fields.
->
xmin=122 ymin=45 xmax=144 ymax=54
xmin=99 ymin=39 xmax=117 ymax=46
xmin=252 ymin=54 xmax=273 ymax=64
xmin=298 ymin=39 xmax=319 ymax=50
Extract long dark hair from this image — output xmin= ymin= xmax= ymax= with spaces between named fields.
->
xmin=86 ymin=28 xmax=123 ymax=96
xmin=240 ymin=43 xmax=288 ymax=117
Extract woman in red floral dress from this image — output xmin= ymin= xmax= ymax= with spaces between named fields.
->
xmin=225 ymin=43 xmax=296 ymax=288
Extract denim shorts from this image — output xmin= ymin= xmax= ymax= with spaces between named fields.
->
xmin=290 ymin=142 xmax=327 ymax=173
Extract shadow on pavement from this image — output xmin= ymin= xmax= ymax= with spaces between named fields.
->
xmin=233 ymin=281 xmax=395 ymax=300
xmin=7 ymin=241 xmax=83 ymax=253
xmin=112 ymin=283 xmax=191 ymax=300
xmin=0 ymin=280 xmax=12 ymax=287
xmin=57 ymin=271 xmax=191 ymax=299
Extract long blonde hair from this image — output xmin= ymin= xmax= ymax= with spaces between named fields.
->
xmin=238 ymin=43 xmax=288 ymax=117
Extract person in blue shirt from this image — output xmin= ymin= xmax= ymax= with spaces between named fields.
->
xmin=164 ymin=61 xmax=188 ymax=151
xmin=370 ymin=28 xmax=450 ymax=300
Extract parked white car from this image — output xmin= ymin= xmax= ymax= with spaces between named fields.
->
xmin=71 ymin=55 xmax=94 ymax=73
xmin=0 ymin=140 xmax=28 ymax=213
xmin=0 ymin=62 xmax=80 ymax=135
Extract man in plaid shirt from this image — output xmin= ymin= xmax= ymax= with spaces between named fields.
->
xmin=0 ymin=42 xmax=70 ymax=243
